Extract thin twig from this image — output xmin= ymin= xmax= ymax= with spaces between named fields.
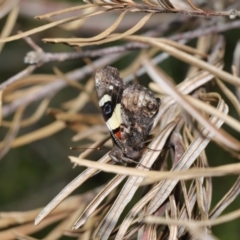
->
xmin=2 ymin=18 xmax=239 ymax=116
xmin=24 ymin=19 xmax=240 ymax=64
xmin=24 ymin=43 xmax=148 ymax=64
xmin=0 ymin=65 xmax=37 ymax=90
xmin=2 ymin=53 xmax=123 ymax=117
xmin=170 ymin=19 xmax=240 ymax=41
xmin=0 ymin=0 xmax=19 ymax=19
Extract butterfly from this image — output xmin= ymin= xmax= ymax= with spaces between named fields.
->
xmin=95 ymin=66 xmax=161 ymax=164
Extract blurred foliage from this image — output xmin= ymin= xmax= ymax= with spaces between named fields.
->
xmin=0 ymin=0 xmax=240 ymax=239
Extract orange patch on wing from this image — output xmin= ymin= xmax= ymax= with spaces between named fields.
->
xmin=115 ymin=130 xmax=121 ymax=139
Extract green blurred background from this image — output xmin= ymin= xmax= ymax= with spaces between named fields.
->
xmin=0 ymin=0 xmax=240 ymax=239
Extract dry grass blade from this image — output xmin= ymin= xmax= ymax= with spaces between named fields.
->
xmin=210 ymin=176 xmax=240 ymax=219
xmin=0 ymin=195 xmax=84 ymax=240
xmin=0 ymin=10 xmax=105 ymax=43
xmin=180 ymin=180 xmax=193 ymax=219
xmin=127 ymin=35 xmax=240 ymax=87
xmin=14 ymin=233 xmax=38 ymax=240
xmin=215 ymin=78 xmax=240 ymax=117
xmin=78 ymin=136 xmax=110 ymax=160
xmin=48 ymin=111 xmax=101 ymax=125
xmin=73 ymin=174 xmax=126 ymax=229
xmin=143 ymin=59 xmax=240 ymax=151
xmin=72 ymin=125 xmax=107 ymax=142
xmin=0 ymin=66 xmax=37 ymax=91
xmin=168 ymin=195 xmax=178 ymax=239
xmin=0 ymin=90 xmax=2 ymax=126
xmin=144 ymin=207 xmax=240 ymax=229
xmin=7 ymin=121 xmax=66 ymax=148
xmin=155 ymin=38 xmax=207 ymax=58
xmin=154 ymin=70 xmax=216 ymax=117
xmin=185 ymin=94 xmax=240 ymax=133
xmin=146 ymin=99 xmax=227 ymax=215
xmin=178 ymin=183 xmax=197 ymax=237
xmin=44 ymin=205 xmax=86 ymax=240
xmin=0 ymin=211 xmax=70 ymax=240
xmin=2 ymin=1 xmax=240 ymax=239
xmin=43 ymin=10 xmax=128 ymax=44
xmin=44 ymin=13 xmax=154 ymax=46
xmin=0 ymin=210 xmax=41 ymax=229
xmin=0 ymin=0 xmax=19 ymax=19
xmin=69 ymin=159 xmax=240 ymax=181
xmin=2 ymin=53 xmax=122 ymax=118
xmin=110 ymin=122 xmax=176 ymax=240
xmin=35 ymin=4 xmax=94 ymax=19
xmin=2 ymin=97 xmax=50 ymax=128
xmin=0 ymin=4 xmax=19 ymax=52
xmin=196 ymin=178 xmax=208 ymax=220
xmin=0 ymin=105 xmax=24 ymax=159
xmin=233 ymin=40 xmax=240 ymax=77
xmin=186 ymin=0 xmax=202 ymax=11
xmin=157 ymin=0 xmax=175 ymax=10
xmin=35 ymin=155 xmax=111 ymax=225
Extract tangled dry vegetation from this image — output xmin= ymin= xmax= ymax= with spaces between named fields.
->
xmin=1 ymin=0 xmax=240 ymax=239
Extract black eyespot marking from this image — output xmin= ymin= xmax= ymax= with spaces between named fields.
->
xmin=101 ymin=101 xmax=113 ymax=121
xmin=104 ymin=102 xmax=112 ymax=115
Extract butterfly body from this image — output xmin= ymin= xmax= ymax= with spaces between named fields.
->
xmin=95 ymin=66 xmax=160 ymax=164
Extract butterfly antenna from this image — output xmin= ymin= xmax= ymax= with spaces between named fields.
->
xmin=130 ymin=159 xmax=151 ymax=170
xmin=145 ymin=146 xmax=162 ymax=153
xmin=137 ymin=162 xmax=152 ymax=170
xmin=70 ymin=147 xmax=102 ymax=151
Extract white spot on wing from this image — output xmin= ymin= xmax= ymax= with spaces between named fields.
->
xmin=109 ymin=85 xmax=113 ymax=90
xmin=95 ymin=76 xmax=99 ymax=84
xmin=99 ymin=94 xmax=111 ymax=107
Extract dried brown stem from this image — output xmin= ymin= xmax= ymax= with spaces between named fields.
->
xmin=2 ymin=53 xmax=122 ymax=117
xmin=0 ymin=65 xmax=37 ymax=90
xmin=24 ymin=43 xmax=148 ymax=65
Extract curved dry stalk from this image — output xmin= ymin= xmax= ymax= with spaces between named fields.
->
xmin=78 ymin=0 xmax=239 ymax=18
xmin=35 ymin=4 xmax=95 ymax=19
xmin=95 ymin=122 xmax=176 ymax=240
xmin=73 ymin=174 xmax=126 ymax=229
xmin=69 ymin=158 xmax=240 ymax=182
xmin=210 ymin=176 xmax=240 ymax=220
xmin=0 ymin=9 xmax=106 ymax=43
xmin=0 ymin=105 xmax=25 ymax=160
xmin=63 ymin=13 xmax=155 ymax=47
xmin=8 ymin=121 xmax=66 ymax=148
xmin=0 ymin=4 xmax=19 ymax=52
xmin=0 ymin=66 xmax=37 ymax=91
xmin=1 ymin=97 xmax=50 ymax=128
xmin=0 ymin=195 xmax=88 ymax=240
xmin=0 ymin=213 xmax=68 ymax=240
xmin=2 ymin=53 xmax=122 ymax=118
xmin=1 ymin=1 xmax=240 ymax=240
xmin=215 ymin=78 xmax=240 ymax=117
xmin=144 ymin=207 xmax=240 ymax=229
xmin=143 ymin=58 xmax=240 ymax=151
xmin=0 ymin=0 xmax=19 ymax=19
xmin=129 ymin=35 xmax=240 ymax=86
xmin=34 ymin=155 xmax=111 ymax=225
xmin=185 ymin=94 xmax=240 ymax=133
xmin=44 ymin=10 xmax=128 ymax=44
xmin=146 ymin=99 xmax=227 ymax=215
xmin=0 ymin=1 xmax=239 ymax=46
